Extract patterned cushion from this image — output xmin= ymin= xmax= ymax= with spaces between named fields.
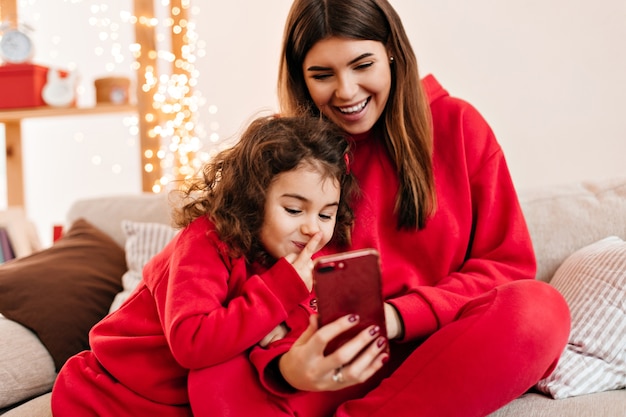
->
xmin=536 ymin=236 xmax=626 ymax=398
xmin=108 ymin=221 xmax=178 ymax=313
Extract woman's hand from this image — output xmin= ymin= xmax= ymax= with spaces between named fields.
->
xmin=278 ymin=314 xmax=389 ymax=392
xmin=284 ymin=232 xmax=323 ymax=291
xmin=258 ymin=323 xmax=288 ymax=348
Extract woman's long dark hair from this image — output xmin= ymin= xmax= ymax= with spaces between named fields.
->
xmin=278 ymin=0 xmax=436 ymax=229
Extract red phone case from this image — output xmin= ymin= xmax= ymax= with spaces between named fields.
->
xmin=313 ymin=248 xmax=387 ymax=356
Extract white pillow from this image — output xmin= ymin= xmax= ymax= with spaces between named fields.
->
xmin=536 ymin=236 xmax=626 ymax=399
xmin=109 ymin=221 xmax=178 ymax=313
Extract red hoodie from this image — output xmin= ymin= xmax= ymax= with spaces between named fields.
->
xmin=251 ymin=74 xmax=536 ymax=396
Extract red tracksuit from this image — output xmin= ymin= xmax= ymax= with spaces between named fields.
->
xmin=188 ymin=75 xmax=570 ymax=416
xmin=51 ymin=217 xmax=311 ymax=416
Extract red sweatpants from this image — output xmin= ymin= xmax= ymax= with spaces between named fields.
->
xmin=189 ymin=280 xmax=570 ymax=417
xmin=52 ymin=351 xmax=192 ymax=417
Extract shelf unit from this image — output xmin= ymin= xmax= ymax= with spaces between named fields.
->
xmin=0 ymin=0 xmax=185 ymax=207
xmin=0 ymin=103 xmax=137 ymax=122
xmin=0 ymin=104 xmax=138 ymax=206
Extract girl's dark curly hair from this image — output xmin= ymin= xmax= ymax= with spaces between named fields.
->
xmin=171 ymin=115 xmax=357 ymax=264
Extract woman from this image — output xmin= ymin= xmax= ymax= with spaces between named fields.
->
xmin=189 ymin=1 xmax=571 ymax=416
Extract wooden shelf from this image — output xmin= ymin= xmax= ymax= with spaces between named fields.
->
xmin=0 ymin=103 xmax=138 ymax=122
xmin=0 ymin=103 xmax=138 ymax=206
xmin=1 ymin=0 xmax=169 ymax=206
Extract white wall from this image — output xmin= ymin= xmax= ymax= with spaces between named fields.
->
xmin=401 ymin=1 xmax=626 ymax=189
xmin=2 ymin=0 xmax=625 ymax=246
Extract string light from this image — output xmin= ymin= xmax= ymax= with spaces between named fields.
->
xmin=90 ymin=0 xmax=217 ymax=193
xmin=22 ymin=0 xmax=217 ymax=192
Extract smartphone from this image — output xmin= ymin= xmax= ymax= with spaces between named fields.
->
xmin=313 ymin=248 xmax=387 ymax=356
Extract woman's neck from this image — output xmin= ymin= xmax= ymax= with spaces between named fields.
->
xmin=350 ymin=131 xmax=371 ymax=142
xmin=349 ymin=125 xmax=381 ymax=143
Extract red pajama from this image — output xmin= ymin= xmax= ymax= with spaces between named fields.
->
xmin=52 ymin=218 xmax=311 ymax=417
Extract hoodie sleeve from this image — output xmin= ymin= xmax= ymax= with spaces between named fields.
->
xmin=147 ymin=217 xmax=310 ymax=369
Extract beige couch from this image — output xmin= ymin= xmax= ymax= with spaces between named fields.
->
xmin=1 ymin=177 xmax=625 ymax=416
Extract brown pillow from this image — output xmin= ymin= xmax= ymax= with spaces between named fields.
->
xmin=0 ymin=218 xmax=126 ymax=371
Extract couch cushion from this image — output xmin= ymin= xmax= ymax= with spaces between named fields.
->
xmin=488 ymin=390 xmax=626 ymax=417
xmin=0 ymin=391 xmax=52 ymax=417
xmin=535 ymin=236 xmax=626 ymax=398
xmin=0 ymin=218 xmax=126 ymax=371
xmin=108 ymin=220 xmax=178 ymax=313
xmin=66 ymin=193 xmax=172 ymax=248
xmin=518 ymin=177 xmax=626 ymax=282
xmin=0 ymin=316 xmax=56 ymax=410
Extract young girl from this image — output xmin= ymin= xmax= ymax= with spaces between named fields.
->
xmin=51 ymin=115 xmax=357 ymax=417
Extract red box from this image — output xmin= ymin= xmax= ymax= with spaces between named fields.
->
xmin=0 ymin=63 xmax=49 ymax=109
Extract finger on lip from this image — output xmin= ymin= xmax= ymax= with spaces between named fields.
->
xmin=309 ymin=234 xmax=322 ymax=247
xmin=302 ymin=238 xmax=318 ymax=252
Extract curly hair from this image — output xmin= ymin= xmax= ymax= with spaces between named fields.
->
xmin=171 ymin=115 xmax=358 ymax=264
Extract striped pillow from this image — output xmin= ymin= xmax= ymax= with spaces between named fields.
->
xmin=536 ymin=236 xmax=626 ymax=399
xmin=108 ymin=221 xmax=178 ymax=313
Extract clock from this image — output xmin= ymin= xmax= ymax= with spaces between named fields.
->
xmin=0 ymin=27 xmax=34 ymax=64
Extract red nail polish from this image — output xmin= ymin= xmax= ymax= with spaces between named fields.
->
xmin=369 ymin=326 xmax=380 ymax=336
xmin=348 ymin=314 xmax=358 ymax=322
xmin=376 ymin=337 xmax=386 ymax=348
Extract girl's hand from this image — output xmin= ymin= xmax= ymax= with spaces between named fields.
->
xmin=284 ymin=232 xmax=323 ymax=291
xmin=278 ymin=314 xmax=389 ymax=392
xmin=259 ymin=323 xmax=288 ymax=348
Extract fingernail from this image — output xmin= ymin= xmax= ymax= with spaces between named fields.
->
xmin=381 ymin=354 xmax=389 ymax=364
xmin=369 ymin=326 xmax=380 ymax=336
xmin=348 ymin=314 xmax=359 ymax=322
xmin=376 ymin=337 xmax=386 ymax=348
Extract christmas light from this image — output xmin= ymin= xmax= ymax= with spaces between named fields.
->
xmin=82 ymin=0 xmax=216 ymax=192
xmin=127 ymin=1 xmax=215 ymax=193
xmin=19 ymin=1 xmax=218 ymax=192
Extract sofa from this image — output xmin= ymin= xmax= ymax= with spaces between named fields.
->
xmin=1 ymin=177 xmax=625 ymax=416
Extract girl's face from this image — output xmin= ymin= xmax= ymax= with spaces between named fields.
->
xmin=260 ymin=163 xmax=340 ymax=260
xmin=302 ymin=37 xmax=392 ymax=136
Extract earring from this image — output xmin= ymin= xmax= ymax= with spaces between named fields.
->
xmin=389 ymin=56 xmax=394 ymax=63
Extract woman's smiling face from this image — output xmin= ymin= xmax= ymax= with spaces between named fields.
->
xmin=302 ymin=37 xmax=392 ymax=135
